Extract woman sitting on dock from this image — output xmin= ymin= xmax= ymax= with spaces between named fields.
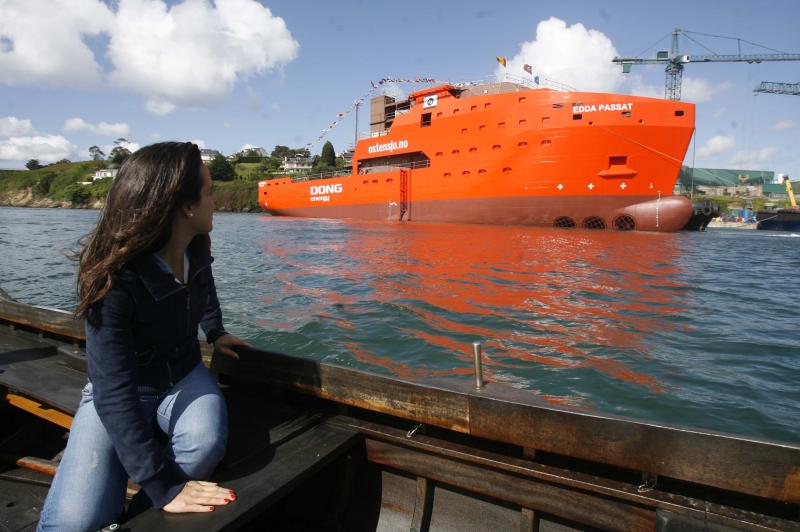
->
xmin=38 ymin=142 xmax=249 ymax=531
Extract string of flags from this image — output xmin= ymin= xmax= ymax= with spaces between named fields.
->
xmin=305 ymin=77 xmax=449 ymax=149
xmin=305 ymin=61 xmax=541 ymax=149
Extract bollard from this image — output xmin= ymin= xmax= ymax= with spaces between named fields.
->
xmin=472 ymin=341 xmax=483 ymax=389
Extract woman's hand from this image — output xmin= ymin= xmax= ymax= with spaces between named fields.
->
xmin=162 ymin=480 xmax=236 ymax=513
xmin=213 ymin=334 xmax=251 ymax=360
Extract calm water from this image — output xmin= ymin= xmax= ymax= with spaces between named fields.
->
xmin=1 ymin=206 xmax=798 ymax=444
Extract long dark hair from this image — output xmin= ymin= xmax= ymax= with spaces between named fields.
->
xmin=76 ymin=142 xmax=204 ymax=317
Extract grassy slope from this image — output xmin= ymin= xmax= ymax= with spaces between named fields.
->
xmin=0 ymin=161 xmax=260 ymax=211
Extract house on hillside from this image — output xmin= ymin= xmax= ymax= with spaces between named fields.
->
xmin=200 ymin=149 xmax=222 ymax=163
xmin=92 ymin=168 xmax=118 ymax=181
xmin=280 ymin=154 xmax=313 ymax=171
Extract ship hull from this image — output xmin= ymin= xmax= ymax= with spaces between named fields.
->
xmin=756 ymin=209 xmax=800 ymax=231
xmin=271 ymin=194 xmax=692 ymax=232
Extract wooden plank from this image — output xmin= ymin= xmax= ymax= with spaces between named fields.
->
xmin=0 ymin=300 xmax=85 ymax=341
xmin=4 ymin=394 xmax=73 ymax=429
xmin=0 ymin=337 xmax=84 ymax=416
xmin=410 ymin=476 xmax=434 ymax=532
xmin=467 ymin=394 xmax=800 ymax=505
xmin=366 ymin=438 xmax=657 ymax=532
xmin=122 ymin=422 xmax=360 ymax=531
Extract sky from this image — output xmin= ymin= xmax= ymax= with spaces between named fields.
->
xmin=1 ymin=0 xmax=798 ymax=178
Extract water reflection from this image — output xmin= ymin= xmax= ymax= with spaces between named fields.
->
xmin=255 ymin=217 xmax=689 ymax=408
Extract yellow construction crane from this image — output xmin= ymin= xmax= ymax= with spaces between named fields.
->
xmin=784 ymin=176 xmax=797 ymax=209
xmin=613 ymin=28 xmax=800 ymax=100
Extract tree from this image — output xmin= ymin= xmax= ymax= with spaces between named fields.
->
xmin=319 ymin=141 xmax=336 ymax=168
xmin=270 ymin=145 xmax=291 ymax=160
xmin=109 ymin=146 xmax=132 ymax=167
xmin=89 ymin=146 xmax=105 ymax=161
xmin=207 ymin=154 xmax=235 ymax=181
xmin=26 ymin=159 xmax=42 ymax=170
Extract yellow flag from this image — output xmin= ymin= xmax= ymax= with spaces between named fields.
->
xmin=496 ymin=56 xmax=507 ymax=67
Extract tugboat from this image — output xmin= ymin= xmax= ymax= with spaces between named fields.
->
xmin=757 ymin=175 xmax=800 ymax=231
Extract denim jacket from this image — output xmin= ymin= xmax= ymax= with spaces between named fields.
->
xmin=85 ymin=242 xmax=227 ymax=508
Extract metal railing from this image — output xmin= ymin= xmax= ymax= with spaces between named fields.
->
xmin=357 ymin=159 xmax=430 ymax=175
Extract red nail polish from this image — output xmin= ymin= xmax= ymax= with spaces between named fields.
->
xmin=224 ymin=499 xmax=230 ymax=503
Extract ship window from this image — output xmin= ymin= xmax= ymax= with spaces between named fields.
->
xmin=622 ymin=111 xmax=632 ymax=117
xmin=461 ymin=128 xmax=468 ymax=134
xmin=435 ymin=151 xmax=443 ymax=157
xmin=554 ymin=217 xmax=576 ymax=228
xmin=421 ymin=113 xmax=432 ymax=127
xmin=452 ymin=149 xmax=460 ymax=155
xmin=519 ymin=119 xmax=527 ymax=125
xmin=462 ymin=170 xmax=470 ymax=175
xmin=363 ymin=180 xmax=368 ymax=184
xmin=436 ymin=112 xmax=443 ymax=118
xmin=479 ymin=125 xmax=486 ymax=130
xmin=453 ymin=108 xmax=460 ymax=114
xmin=542 ymin=116 xmax=550 ymax=123
xmin=519 ymin=96 xmax=527 ymax=103
xmin=470 ymin=105 xmax=477 ymax=111
xmin=478 ymin=169 xmax=487 ymax=174
xmin=484 ymin=102 xmax=491 ymax=109
xmin=573 ymin=114 xmax=582 ymax=120
xmin=675 ymin=110 xmax=685 ymax=116
xmin=386 ymin=178 xmax=394 ymax=182
xmin=541 ymin=139 xmax=552 ymax=145
xmin=583 ymin=216 xmax=606 ymax=229
xmin=498 ymin=121 xmax=506 ymax=128
xmin=518 ymin=141 xmax=528 ymax=148
xmin=444 ymin=172 xmax=451 ymax=177
xmin=502 ymin=167 xmax=512 ymax=173
xmin=552 ymin=103 xmax=564 ymax=108
xmin=610 ymin=156 xmax=627 ymax=166
xmin=469 ymin=147 xmax=477 ymax=152
xmin=492 ymin=144 xmax=501 ymax=150
xmin=372 ymin=179 xmax=378 ymax=183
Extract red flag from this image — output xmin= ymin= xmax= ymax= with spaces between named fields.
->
xmin=496 ymin=56 xmax=507 ymax=68
xmin=523 ymin=64 xmax=533 ymax=75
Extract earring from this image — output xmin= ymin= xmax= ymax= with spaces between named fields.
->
xmin=188 ymin=213 xmax=194 ymax=217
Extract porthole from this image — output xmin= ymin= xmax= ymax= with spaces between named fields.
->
xmin=583 ymin=216 xmax=606 ymax=230
xmin=613 ymin=215 xmax=636 ymax=231
xmin=554 ymin=217 xmax=576 ymax=228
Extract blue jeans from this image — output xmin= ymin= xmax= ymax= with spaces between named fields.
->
xmin=37 ymin=362 xmax=227 ymax=531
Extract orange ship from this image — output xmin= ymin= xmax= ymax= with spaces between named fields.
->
xmin=259 ymin=81 xmax=695 ymax=231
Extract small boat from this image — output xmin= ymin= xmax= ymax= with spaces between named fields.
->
xmin=758 ymin=176 xmax=800 ymax=231
xmin=1 ymin=294 xmax=798 ymax=531
xmin=260 ymin=81 xmax=696 ymax=232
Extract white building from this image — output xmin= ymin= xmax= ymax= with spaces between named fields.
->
xmin=92 ymin=168 xmax=118 ymax=181
xmin=280 ymin=154 xmax=313 ymax=171
xmin=200 ymin=149 xmax=222 ymax=163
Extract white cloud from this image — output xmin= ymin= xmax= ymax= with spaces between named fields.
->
xmin=697 ymin=135 xmax=736 ymax=158
xmin=107 ymin=0 xmax=299 ymax=114
xmin=64 ymin=117 xmax=130 ymax=137
xmin=681 ymin=77 xmax=731 ymax=103
xmin=500 ymin=17 xmax=622 ymax=92
xmin=0 ymin=116 xmax=34 ymax=137
xmin=772 ymin=120 xmax=796 ymax=131
xmin=149 ymin=133 xmax=162 ymax=141
xmin=628 ymin=76 xmax=662 ymax=99
xmin=0 ymin=135 xmax=77 ymax=163
xmin=0 ymin=0 xmax=113 ymax=87
xmin=730 ymin=147 xmax=778 ymax=167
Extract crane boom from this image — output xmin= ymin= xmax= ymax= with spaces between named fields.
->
xmin=754 ymin=81 xmax=800 ymax=95
xmin=613 ymin=28 xmax=800 ymax=100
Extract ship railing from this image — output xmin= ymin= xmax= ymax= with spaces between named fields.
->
xmin=357 ymin=159 xmax=430 ymax=175
xmin=286 ymin=168 xmax=353 ymax=183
